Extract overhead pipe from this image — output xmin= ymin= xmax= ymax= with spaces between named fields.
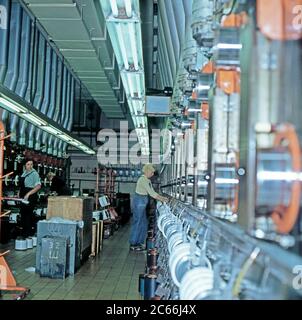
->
xmin=57 ymin=67 xmax=69 ymax=157
xmin=18 ymin=18 xmax=38 ymax=146
xmin=171 ymin=0 xmax=186 ymax=55
xmin=26 ymin=25 xmax=39 ymax=149
xmin=181 ymin=0 xmax=198 ymax=75
xmin=165 ymin=0 xmax=180 ymax=63
xmin=67 ymin=78 xmax=75 ymax=132
xmin=65 ymin=78 xmax=75 ymax=159
xmin=59 ymin=142 xmax=67 ymax=159
xmin=18 ymin=10 xmax=32 ymax=146
xmin=28 ymin=32 xmax=46 ymax=149
xmin=140 ymin=0 xmax=154 ymax=88
xmin=157 ymin=27 xmax=173 ymax=86
xmin=1 ymin=0 xmax=12 ymax=125
xmin=60 ymin=66 xmax=68 ymax=127
xmin=63 ymin=71 xmax=71 ymax=130
xmin=7 ymin=2 xmax=22 ymax=142
xmin=158 ymin=1 xmax=177 ymax=80
xmin=50 ymin=58 xmax=63 ymax=157
xmin=0 ymin=0 xmax=9 ymax=83
xmin=156 ymin=53 xmax=164 ymax=88
xmin=0 ymin=0 xmax=10 ymax=125
xmin=60 ymin=72 xmax=72 ymax=156
xmin=156 ymin=64 xmax=163 ymax=89
xmin=43 ymin=54 xmax=58 ymax=155
xmin=35 ymin=44 xmax=52 ymax=151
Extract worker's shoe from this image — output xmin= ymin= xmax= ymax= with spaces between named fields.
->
xmin=129 ymin=244 xmax=138 ymax=251
xmin=130 ymin=244 xmax=144 ymax=252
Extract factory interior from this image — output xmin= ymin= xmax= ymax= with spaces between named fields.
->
xmin=0 ymin=0 xmax=302 ymax=301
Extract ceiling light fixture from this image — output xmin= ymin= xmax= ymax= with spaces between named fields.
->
xmin=0 ymin=95 xmax=95 ymax=155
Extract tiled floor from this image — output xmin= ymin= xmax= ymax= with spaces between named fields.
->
xmin=0 ymin=223 xmax=145 ymax=300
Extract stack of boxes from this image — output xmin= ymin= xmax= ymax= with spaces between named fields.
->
xmin=47 ymin=196 xmax=93 ymax=260
xmin=36 ymin=196 xmax=94 ymax=278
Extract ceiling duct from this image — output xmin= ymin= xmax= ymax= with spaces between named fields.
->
xmin=23 ymin=0 xmax=126 ymax=119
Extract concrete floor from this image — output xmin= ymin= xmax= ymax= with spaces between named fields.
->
xmin=0 ymin=223 xmax=145 ymax=300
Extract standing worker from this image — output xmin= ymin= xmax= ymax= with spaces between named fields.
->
xmin=19 ymin=159 xmax=41 ymax=238
xmin=129 ymin=164 xmax=168 ymax=251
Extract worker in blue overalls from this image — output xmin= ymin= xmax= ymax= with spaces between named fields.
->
xmin=129 ymin=164 xmax=168 ymax=251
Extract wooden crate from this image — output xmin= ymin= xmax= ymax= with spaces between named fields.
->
xmin=47 ymin=196 xmax=94 ymax=220
xmin=90 ymin=221 xmax=104 ymax=257
xmin=91 ymin=223 xmax=97 ymax=257
xmin=99 ymin=220 xmax=103 ymax=251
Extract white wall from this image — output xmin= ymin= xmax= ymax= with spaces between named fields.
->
xmin=69 ymin=153 xmax=98 ymax=195
xmin=117 ymin=182 xmax=136 ymax=195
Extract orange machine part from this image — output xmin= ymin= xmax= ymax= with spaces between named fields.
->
xmin=202 ymin=61 xmax=215 ymax=74
xmin=221 ymin=12 xmax=249 ymax=28
xmin=271 ymin=124 xmax=301 ymax=234
xmin=191 ymin=91 xmax=198 ymax=101
xmin=257 ymin=0 xmax=302 ymax=40
xmin=216 ymin=69 xmax=240 ymax=95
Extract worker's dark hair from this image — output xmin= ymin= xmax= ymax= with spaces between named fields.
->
xmin=23 ymin=158 xmax=33 ymax=165
xmin=47 ymin=172 xmax=56 ymax=178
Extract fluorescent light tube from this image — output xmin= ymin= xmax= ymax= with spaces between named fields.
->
xmin=0 ymin=97 xmax=27 ymax=113
xmin=135 ymin=74 xmax=141 ymax=98
xmin=110 ymin=0 xmax=119 ymax=17
xmin=128 ymin=100 xmax=136 ymax=115
xmin=124 ymin=0 xmax=132 ymax=17
xmin=22 ymin=113 xmax=47 ymax=126
xmin=86 ymin=150 xmax=96 ymax=155
xmin=115 ymin=24 xmax=129 ymax=70
xmin=0 ymin=96 xmax=95 ymax=155
xmin=135 ymin=100 xmax=144 ymax=113
xmin=42 ymin=126 xmax=61 ymax=135
xmin=127 ymin=73 xmax=134 ymax=97
xmin=129 ymin=23 xmax=139 ymax=70
xmin=216 ymin=43 xmax=242 ymax=50
xmin=58 ymin=134 xmax=72 ymax=143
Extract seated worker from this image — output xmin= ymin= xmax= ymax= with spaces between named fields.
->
xmin=19 ymin=159 xmax=41 ymax=238
xmin=47 ymin=172 xmax=71 ymax=196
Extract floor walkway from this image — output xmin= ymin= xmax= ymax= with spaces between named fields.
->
xmin=0 ymin=223 xmax=145 ymax=300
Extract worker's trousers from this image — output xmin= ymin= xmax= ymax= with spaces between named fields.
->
xmin=129 ymin=193 xmax=149 ymax=246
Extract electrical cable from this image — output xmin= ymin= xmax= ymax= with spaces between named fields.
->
xmin=232 ymin=247 xmax=261 ymax=298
